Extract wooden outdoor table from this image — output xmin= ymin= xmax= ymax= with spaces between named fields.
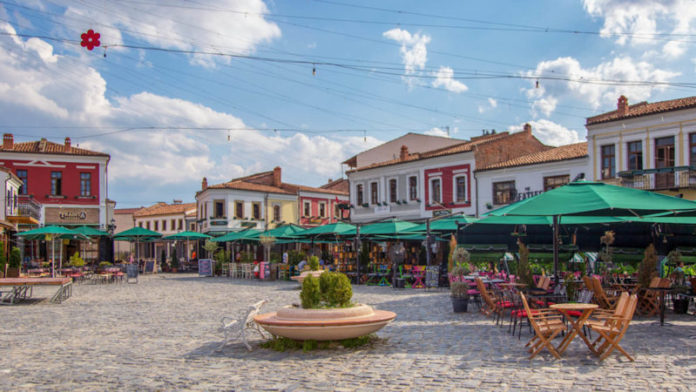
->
xmin=550 ymin=303 xmax=598 ymax=354
xmin=0 ymin=277 xmax=73 ymax=304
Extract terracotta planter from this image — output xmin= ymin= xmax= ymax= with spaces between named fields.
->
xmin=290 ymin=270 xmax=324 ymax=284
xmin=5 ymin=267 xmax=19 ymax=278
xmin=254 ymin=304 xmax=396 ymax=341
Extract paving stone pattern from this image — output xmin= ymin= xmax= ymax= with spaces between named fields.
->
xmin=1 ymin=274 xmax=695 ymax=391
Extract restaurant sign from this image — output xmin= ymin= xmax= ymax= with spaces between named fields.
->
xmin=45 ymin=207 xmax=99 ymax=225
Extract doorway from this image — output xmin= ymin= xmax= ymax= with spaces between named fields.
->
xmin=655 ymin=136 xmax=675 ymax=188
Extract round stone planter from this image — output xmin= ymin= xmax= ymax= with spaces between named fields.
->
xmin=451 ymin=296 xmax=468 ymax=313
xmin=290 ymin=270 xmax=324 ymax=284
xmin=254 ymin=304 xmax=396 ymax=341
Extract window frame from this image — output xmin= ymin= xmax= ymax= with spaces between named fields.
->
xmin=79 ymin=172 xmax=91 ymax=196
xmin=50 ymin=171 xmax=62 ymax=196
xmin=493 ymin=180 xmax=516 ymax=205
xmin=370 ymin=182 xmax=379 ymax=205
xmin=408 ymin=176 xmax=418 ymax=201
xmin=453 ymin=175 xmax=468 ymax=203
xmin=388 ymin=178 xmax=397 ymax=203
xmin=356 ymin=184 xmax=364 ymax=205
xmin=600 ymin=144 xmax=616 ymax=179
xmin=303 ymin=201 xmax=311 ymax=217
xmin=543 ymin=175 xmax=570 ymax=192
xmin=162 ymin=220 xmax=167 ymax=231
xmin=626 ymin=140 xmax=643 ymax=171
xmin=214 ymin=199 xmax=225 ymax=218
xmin=429 ymin=177 xmax=441 ymax=204
xmin=273 ymin=205 xmax=281 ymax=222
xmin=252 ymin=202 xmax=261 ymax=220
xmin=234 ymin=201 xmax=244 ymax=219
xmin=319 ymin=202 xmax=326 ymax=217
xmin=16 ymin=169 xmax=27 ymax=195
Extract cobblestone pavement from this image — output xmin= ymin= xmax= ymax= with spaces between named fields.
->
xmin=1 ymin=274 xmax=695 ymax=391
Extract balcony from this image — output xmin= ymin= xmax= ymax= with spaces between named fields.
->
xmin=612 ymin=166 xmax=696 ymax=191
xmin=8 ymin=195 xmax=41 ymax=225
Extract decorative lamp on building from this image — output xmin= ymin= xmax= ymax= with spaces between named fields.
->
xmin=107 ymin=218 xmax=116 ymax=235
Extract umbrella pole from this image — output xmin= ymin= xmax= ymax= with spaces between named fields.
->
xmin=355 ymin=225 xmax=360 ymax=284
xmin=553 ymin=215 xmax=559 ymax=283
xmin=51 ymin=237 xmax=55 ymax=278
xmin=425 ymin=219 xmax=431 ymax=267
xmin=187 ymin=239 xmax=190 ymax=265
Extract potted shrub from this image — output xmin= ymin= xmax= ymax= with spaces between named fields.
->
xmin=7 ymin=246 xmax=20 ymax=278
xmin=0 ymin=241 xmax=6 ymax=278
xmin=291 ymin=255 xmax=324 ymax=284
xmin=449 ymin=247 xmax=471 ymax=313
xmin=170 ymin=249 xmax=179 ymax=273
xmin=69 ymin=251 xmax=85 ymax=268
xmin=255 ymin=271 xmax=396 ymax=341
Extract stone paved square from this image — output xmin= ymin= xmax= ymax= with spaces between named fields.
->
xmin=1 ymin=274 xmax=695 ymax=391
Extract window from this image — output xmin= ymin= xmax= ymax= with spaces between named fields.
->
xmin=627 ymin=141 xmax=643 ymax=171
xmin=252 ymin=202 xmax=261 ymax=219
xmin=454 ymin=176 xmax=467 ymax=203
xmin=162 ymin=220 xmax=167 ymax=231
xmin=178 ymin=219 xmax=183 ymax=230
xmin=334 ymin=203 xmax=340 ymax=219
xmin=356 ymin=184 xmax=364 ymax=205
xmin=50 ymin=171 xmax=62 ymax=195
xmin=190 ymin=223 xmax=195 ymax=231
xmin=430 ymin=178 xmax=441 ymax=204
xmin=601 ymin=144 xmax=615 ymax=179
xmin=235 ymin=201 xmax=243 ymax=219
xmin=543 ymin=175 xmax=570 ymax=192
xmin=304 ymin=201 xmax=311 ymax=217
xmin=493 ymin=181 xmax=516 ymax=205
xmin=171 ymin=219 xmax=176 ymax=230
xmin=154 ymin=221 xmax=159 ymax=231
xmin=319 ymin=202 xmax=326 ymax=217
xmin=204 ymin=203 xmax=208 ymax=219
xmin=690 ymin=133 xmax=696 ymax=166
xmin=409 ymin=176 xmax=418 ymax=200
xmin=139 ymin=222 xmax=143 ymax=228
xmin=80 ymin=173 xmax=91 ymax=196
xmin=146 ymin=221 xmax=151 ymax=230
xmin=214 ymin=200 xmax=224 ymax=218
xmin=389 ymin=179 xmax=397 ymax=203
xmin=16 ymin=170 xmax=27 ymax=195
xmin=6 ymin=190 xmax=10 ymax=207
xmin=370 ymin=182 xmax=378 ymax=205
xmin=273 ymin=205 xmax=281 ymax=221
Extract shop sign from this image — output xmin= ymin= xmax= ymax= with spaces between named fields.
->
xmin=45 ymin=207 xmax=99 ymax=224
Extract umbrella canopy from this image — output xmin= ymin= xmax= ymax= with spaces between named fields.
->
xmin=211 ymin=229 xmax=261 ymax=243
xmin=475 ymin=215 xmax=626 ymax=225
xmin=260 ymin=224 xmax=307 ymax=239
xmin=16 ymin=225 xmax=88 ymax=240
xmin=71 ymin=225 xmax=109 ymax=237
xmin=346 ymin=219 xmax=420 ymax=237
xmin=113 ymin=226 xmax=162 ymax=240
xmin=487 ymin=180 xmax=696 ymax=217
xmin=406 ymin=213 xmax=478 ymax=233
xmin=162 ymin=231 xmax=211 ymax=241
xmin=294 ymin=222 xmax=356 ymax=237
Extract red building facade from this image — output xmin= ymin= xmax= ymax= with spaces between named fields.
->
xmin=298 ymin=193 xmax=350 ymax=227
xmin=424 ymin=163 xmax=472 ymax=211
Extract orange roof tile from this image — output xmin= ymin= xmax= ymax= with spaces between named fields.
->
xmin=320 ymin=178 xmax=349 ymax=194
xmin=206 ymin=180 xmax=295 ymax=194
xmin=0 ymin=138 xmax=109 ymax=157
xmin=133 ymin=202 xmax=196 ymax=217
xmin=478 ymin=142 xmax=587 ymax=171
xmin=586 ymin=96 xmax=696 ymax=125
xmin=114 ymin=207 xmax=143 ymax=215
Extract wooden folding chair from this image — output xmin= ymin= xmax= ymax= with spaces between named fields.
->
xmin=519 ymin=292 xmax=565 ymax=360
xmin=476 ymin=278 xmax=513 ymax=325
xmin=588 ymin=294 xmax=638 ymax=361
xmin=592 ymin=276 xmax=619 ymax=310
xmin=586 ymin=292 xmax=629 ymax=328
xmin=637 ymin=277 xmax=669 ymax=316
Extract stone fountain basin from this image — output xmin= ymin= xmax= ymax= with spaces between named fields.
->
xmin=254 ymin=304 xmax=396 ymax=341
xmin=290 ymin=270 xmax=324 ymax=284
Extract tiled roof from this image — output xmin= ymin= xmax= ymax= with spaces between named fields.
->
xmin=206 ymin=180 xmax=295 ymax=194
xmin=586 ymin=96 xmax=696 ymax=125
xmin=133 ymin=202 xmax=196 ymax=217
xmin=0 ymin=139 xmax=109 ymax=157
xmin=320 ymin=178 xmax=349 ymax=194
xmin=206 ymin=170 xmax=348 ymax=196
xmin=478 ymin=142 xmax=587 ymax=171
xmin=114 ymin=207 xmax=143 ymax=215
xmin=290 ymin=183 xmax=349 ymax=196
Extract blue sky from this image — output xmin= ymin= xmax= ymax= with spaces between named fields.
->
xmin=0 ymin=0 xmax=694 ymax=207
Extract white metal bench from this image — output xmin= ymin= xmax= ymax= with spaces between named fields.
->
xmin=218 ymin=299 xmax=269 ymax=351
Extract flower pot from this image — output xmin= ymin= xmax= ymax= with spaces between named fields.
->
xmin=393 ymin=278 xmax=405 ymax=289
xmin=673 ymin=298 xmax=689 ymax=314
xmin=6 ymin=267 xmax=19 ymax=278
xmin=451 ymin=296 xmax=468 ymax=313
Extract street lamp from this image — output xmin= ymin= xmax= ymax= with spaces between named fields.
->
xmin=107 ymin=218 xmax=116 ymax=235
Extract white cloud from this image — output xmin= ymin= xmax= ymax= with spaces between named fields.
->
xmin=478 ymin=98 xmax=498 ymax=113
xmin=583 ymin=0 xmax=696 ymax=58
xmin=508 ymin=120 xmax=581 ymax=147
xmin=383 ymin=28 xmax=430 ymax=86
xmin=523 ymin=56 xmax=679 ymax=116
xmin=432 ymin=66 xmax=468 ymax=93
xmin=51 ymin=0 xmax=281 ymax=66
xmin=424 ymin=127 xmax=450 ymax=138
xmin=0 ymin=21 xmax=384 ymax=205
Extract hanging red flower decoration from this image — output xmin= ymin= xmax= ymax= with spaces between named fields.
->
xmin=80 ymin=29 xmax=101 ymax=51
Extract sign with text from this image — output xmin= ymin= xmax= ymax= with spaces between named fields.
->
xmin=45 ymin=207 xmax=99 ymax=225
xmin=198 ymin=259 xmax=213 ymax=277
xmin=425 ymin=266 xmax=439 ymax=288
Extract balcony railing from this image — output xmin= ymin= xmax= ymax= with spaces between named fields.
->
xmin=10 ymin=195 xmax=42 ymax=222
xmin=612 ymin=166 xmax=696 ymax=190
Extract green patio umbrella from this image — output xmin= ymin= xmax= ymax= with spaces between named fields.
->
xmin=345 ymin=219 xmax=420 ymax=237
xmin=211 ymin=229 xmax=261 ymax=243
xmin=114 ymin=226 xmax=162 ymax=264
xmin=406 ymin=213 xmax=478 ymax=233
xmin=484 ymin=180 xmax=696 ymax=280
xmin=260 ymin=224 xmax=307 ymax=240
xmin=17 ymin=225 xmax=88 ymax=277
xmin=71 ymin=225 xmax=109 ymax=267
xmin=162 ymin=231 xmax=212 ymax=266
xmin=294 ymin=222 xmax=356 ymax=237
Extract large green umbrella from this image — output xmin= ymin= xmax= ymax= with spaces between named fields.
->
xmin=211 ymin=229 xmax=261 ymax=243
xmin=345 ymin=219 xmax=420 ymax=237
xmin=17 ymin=225 xmax=88 ymax=277
xmin=114 ymin=227 xmax=162 ymax=263
xmin=406 ymin=213 xmax=478 ymax=233
xmin=71 ymin=225 xmax=109 ymax=237
xmin=260 ymin=224 xmax=307 ymax=240
xmin=162 ymin=231 xmax=211 ymax=266
xmin=484 ymin=180 xmax=696 ymax=280
xmin=294 ymin=222 xmax=356 ymax=237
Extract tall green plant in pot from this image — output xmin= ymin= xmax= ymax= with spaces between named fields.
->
xmin=170 ymin=248 xmax=179 ymax=272
xmin=637 ymin=244 xmax=657 ymax=289
xmin=6 ymin=244 xmax=20 ymax=277
xmin=516 ymin=240 xmax=534 ymax=288
xmin=0 ymin=240 xmax=7 ymax=278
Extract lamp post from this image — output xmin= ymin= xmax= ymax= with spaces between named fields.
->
xmin=107 ymin=218 xmax=116 ymax=264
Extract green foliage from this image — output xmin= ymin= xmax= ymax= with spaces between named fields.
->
xmin=7 ymin=246 xmax=20 ymax=268
xmin=358 ymin=244 xmax=370 ymax=269
xmin=0 ymin=241 xmax=7 ymax=270
xmin=302 ymin=339 xmax=318 ymax=352
xmin=99 ymin=261 xmax=113 ymax=267
xmin=564 ymin=272 xmax=578 ymax=301
xmin=203 ymin=240 xmax=219 ymax=255
xmin=69 ymin=251 xmax=85 ymax=267
xmin=308 ymin=255 xmax=320 ymax=271
xmin=270 ymin=252 xmax=281 ymax=263
xmin=170 ymin=249 xmax=179 ymax=269
xmin=339 ymin=334 xmax=376 ymax=348
xmin=638 ymin=244 xmax=658 ymax=288
xmin=260 ymin=335 xmax=377 ymax=352
xmin=287 ymin=250 xmax=306 ymax=266
xmin=450 ymin=281 xmax=469 ymax=298
xmin=300 ymin=274 xmax=322 ymax=309
xmin=684 ymin=264 xmax=696 ymax=276
xmin=240 ymin=251 xmax=254 ymax=263
xmin=516 ymin=240 xmax=534 ymax=288
xmin=452 ymin=247 xmax=470 ymax=271
xmin=260 ymin=337 xmax=303 ymax=352
xmin=319 ymin=272 xmax=353 ymax=307
xmin=214 ymin=249 xmax=230 ymax=274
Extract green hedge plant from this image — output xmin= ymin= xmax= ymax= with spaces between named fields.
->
xmin=300 ymin=274 xmax=321 ymax=309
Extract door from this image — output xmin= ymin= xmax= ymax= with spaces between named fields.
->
xmin=655 ymin=136 xmax=675 ymax=189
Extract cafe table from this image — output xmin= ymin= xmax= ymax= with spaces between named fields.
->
xmin=549 ymin=303 xmax=598 ymax=355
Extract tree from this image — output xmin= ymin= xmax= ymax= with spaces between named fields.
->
xmin=203 ymin=240 xmax=219 ymax=258
xmin=638 ymin=244 xmax=658 ymax=289
xmin=259 ymin=235 xmax=276 ymax=262
xmin=516 ymin=239 xmax=534 ymax=288
xmin=170 ymin=248 xmax=179 ymax=270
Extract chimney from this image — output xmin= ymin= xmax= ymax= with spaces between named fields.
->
xmin=400 ymin=145 xmax=409 ymax=160
xmin=617 ymin=95 xmax=629 ymax=116
xmin=64 ymin=137 xmax=71 ymax=152
xmin=327 ymin=178 xmax=332 ymax=183
xmin=2 ymin=133 xmax=13 ymax=150
xmin=201 ymin=177 xmax=208 ymax=190
xmin=273 ymin=166 xmax=282 ymax=187
xmin=523 ymin=123 xmax=532 ymax=134
xmin=173 ymin=199 xmax=182 ymax=204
